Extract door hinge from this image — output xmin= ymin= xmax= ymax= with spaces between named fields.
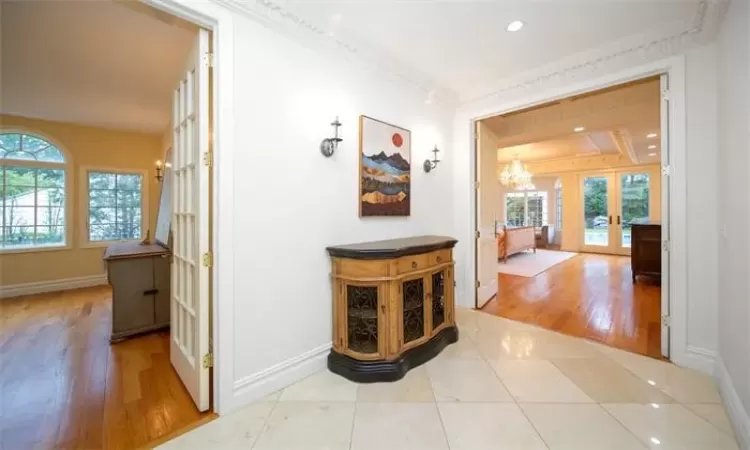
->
xmin=203 ymin=151 xmax=213 ymax=168
xmin=662 ymin=165 xmax=671 ymax=176
xmin=662 ymin=240 xmax=670 ymax=252
xmin=475 ymin=280 xmax=481 ymax=288
xmin=202 ymin=252 xmax=213 ymax=267
xmin=661 ymin=89 xmax=670 ymax=101
xmin=475 ymin=230 xmax=480 ymax=239
xmin=202 ymin=352 xmax=214 ymax=368
xmin=661 ymin=314 xmax=671 ymax=327
xmin=202 ymin=52 xmax=214 ymax=68
xmin=474 ymin=182 xmax=480 ymax=190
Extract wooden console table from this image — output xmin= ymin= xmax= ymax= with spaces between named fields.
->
xmin=326 ymin=235 xmax=458 ymax=382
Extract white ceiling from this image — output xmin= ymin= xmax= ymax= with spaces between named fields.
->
xmin=1 ymin=0 xmax=197 ymax=134
xmin=279 ymin=0 xmax=709 ymax=102
xmin=485 ymin=77 xmax=661 ymax=165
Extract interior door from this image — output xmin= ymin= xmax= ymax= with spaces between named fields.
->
xmin=170 ymin=28 xmax=211 ymax=412
xmin=616 ymin=171 xmax=652 ymax=256
xmin=659 ymin=72 xmax=670 ymax=358
xmin=475 ymin=122 xmax=499 ymax=308
xmin=580 ymin=173 xmax=617 ymax=254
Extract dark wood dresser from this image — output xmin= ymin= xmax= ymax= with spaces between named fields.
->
xmin=630 ymin=219 xmax=661 ymax=283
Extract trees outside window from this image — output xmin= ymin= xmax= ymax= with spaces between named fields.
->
xmin=505 ymin=191 xmax=548 ymax=227
xmin=86 ymin=171 xmax=144 ymax=242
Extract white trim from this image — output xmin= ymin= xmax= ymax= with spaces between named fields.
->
xmin=78 ymin=166 xmax=150 ymax=248
xmin=456 ymin=55 xmax=697 ymax=370
xmin=144 ymin=0 xmax=236 ymax=416
xmin=0 ymin=273 xmax=107 ymax=299
xmin=680 ymin=345 xmax=717 ymax=375
xmin=231 ymin=343 xmax=331 ymax=410
xmin=715 ymin=357 xmax=750 ymax=449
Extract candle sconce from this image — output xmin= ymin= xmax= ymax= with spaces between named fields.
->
xmin=423 ymin=145 xmax=441 ymax=173
xmin=320 ymin=116 xmax=343 ymax=157
xmin=155 ymin=160 xmax=164 ymax=182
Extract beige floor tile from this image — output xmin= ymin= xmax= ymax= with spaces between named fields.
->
xmin=521 ymin=403 xmax=647 ymax=449
xmin=156 ymin=401 xmax=275 ymax=449
xmin=603 ymin=350 xmax=722 ymax=403
xmin=552 ymin=358 xmax=675 ymax=403
xmin=431 ymin=335 xmax=483 ymax=361
xmin=438 ymin=403 xmax=547 ymax=450
xmin=603 ymin=403 xmax=739 ymax=449
xmin=252 ymin=401 xmax=355 ymax=450
xmin=426 ymin=359 xmax=514 ymax=402
xmin=684 ymin=403 xmax=737 ymax=436
xmin=279 ymin=370 xmax=358 ymax=401
xmin=473 ymin=327 xmax=603 ymax=360
xmin=357 ymin=366 xmax=434 ymax=402
xmin=350 ymin=403 xmax=448 ymax=450
xmin=491 ymin=360 xmax=594 ymax=403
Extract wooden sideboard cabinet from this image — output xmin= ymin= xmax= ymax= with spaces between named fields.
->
xmin=326 ymin=235 xmax=459 ymax=382
xmin=104 ymin=242 xmax=171 ymax=342
xmin=631 ymin=220 xmax=661 ymax=283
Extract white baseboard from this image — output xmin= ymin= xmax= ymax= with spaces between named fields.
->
xmin=676 ymin=345 xmax=717 ymax=375
xmin=715 ymin=357 xmax=750 ymax=449
xmin=229 ymin=342 xmax=331 ymax=413
xmin=0 ymin=274 xmax=108 ymax=299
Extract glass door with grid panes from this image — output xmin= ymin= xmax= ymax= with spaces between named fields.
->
xmin=504 ymin=191 xmax=548 ymax=227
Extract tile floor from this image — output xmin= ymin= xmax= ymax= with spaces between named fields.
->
xmin=158 ymin=309 xmax=739 ymax=450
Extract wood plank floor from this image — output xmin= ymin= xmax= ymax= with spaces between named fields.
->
xmin=0 ymin=285 xmax=212 ymax=450
xmin=482 ymin=253 xmax=663 ymax=359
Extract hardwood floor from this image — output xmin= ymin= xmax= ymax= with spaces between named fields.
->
xmin=482 ymin=253 xmax=663 ymax=359
xmin=0 ymin=285 xmax=212 ymax=449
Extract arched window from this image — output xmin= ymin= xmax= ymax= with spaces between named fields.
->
xmin=1 ymin=132 xmax=67 ymax=250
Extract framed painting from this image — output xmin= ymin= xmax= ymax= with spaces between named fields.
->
xmin=359 ymin=115 xmax=411 ymax=217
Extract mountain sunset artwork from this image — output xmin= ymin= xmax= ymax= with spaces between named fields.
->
xmin=359 ymin=116 xmax=411 ymax=216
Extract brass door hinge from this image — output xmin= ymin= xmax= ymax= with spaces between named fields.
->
xmin=202 ymin=252 xmax=213 ymax=267
xmin=202 ymin=52 xmax=214 ymax=68
xmin=202 ymin=352 xmax=213 ymax=368
xmin=475 ymin=230 xmax=480 ymax=239
xmin=475 ymin=280 xmax=481 ymax=288
xmin=203 ymin=151 xmax=213 ymax=168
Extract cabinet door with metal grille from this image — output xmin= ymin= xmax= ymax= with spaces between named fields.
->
xmin=400 ymin=275 xmax=427 ymax=351
xmin=344 ymin=283 xmax=384 ymax=360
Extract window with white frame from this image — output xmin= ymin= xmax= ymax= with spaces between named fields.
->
xmin=1 ymin=132 xmax=67 ymax=250
xmin=85 ymin=170 xmax=146 ymax=243
xmin=555 ymin=179 xmax=562 ymax=232
xmin=505 ymin=191 xmax=548 ymax=227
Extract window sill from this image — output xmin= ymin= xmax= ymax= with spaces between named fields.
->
xmin=0 ymin=244 xmax=72 ymax=255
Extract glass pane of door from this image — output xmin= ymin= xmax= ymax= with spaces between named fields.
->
xmin=583 ymin=176 xmax=610 ymax=247
xmin=620 ymin=173 xmax=650 ymax=248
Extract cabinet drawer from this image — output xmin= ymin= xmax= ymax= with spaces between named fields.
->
xmin=397 ymin=254 xmax=428 ymax=274
xmin=428 ymin=249 xmax=451 ymax=266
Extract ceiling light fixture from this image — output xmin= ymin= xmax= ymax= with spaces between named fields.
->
xmin=648 ymin=145 xmax=657 ymax=149
xmin=648 ymin=152 xmax=657 ymax=156
xmin=650 ymin=437 xmax=661 ymax=445
xmin=506 ymin=20 xmax=524 ymax=32
xmin=574 ymin=126 xmax=585 ymax=132
xmin=647 ymin=133 xmax=658 ymax=138
xmin=499 ymin=158 xmax=533 ymax=190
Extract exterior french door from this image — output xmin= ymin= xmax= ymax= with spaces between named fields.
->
xmin=581 ymin=171 xmax=652 ymax=255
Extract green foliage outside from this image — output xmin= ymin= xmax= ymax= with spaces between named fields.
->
xmin=584 ymin=174 xmax=649 ymax=228
xmin=88 ymin=172 xmax=142 ymax=241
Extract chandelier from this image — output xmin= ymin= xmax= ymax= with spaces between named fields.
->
xmin=499 ymin=158 xmax=534 ymax=190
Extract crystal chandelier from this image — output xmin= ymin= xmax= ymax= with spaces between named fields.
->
xmin=499 ymin=158 xmax=534 ymax=190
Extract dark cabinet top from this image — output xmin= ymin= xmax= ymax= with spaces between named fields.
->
xmin=103 ymin=241 xmax=169 ymax=261
xmin=327 ymin=235 xmax=458 ymax=259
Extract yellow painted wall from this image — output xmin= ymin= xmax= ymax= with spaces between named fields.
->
xmin=558 ymin=165 xmax=662 ymax=251
xmin=0 ymin=115 xmax=163 ymax=286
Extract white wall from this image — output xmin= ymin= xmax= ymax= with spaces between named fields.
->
xmin=716 ymin=0 xmax=750 ymax=445
xmin=229 ymin=14 xmax=454 ymax=403
xmin=684 ymin=43 xmax=720 ymax=356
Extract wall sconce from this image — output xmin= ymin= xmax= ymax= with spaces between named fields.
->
xmin=155 ymin=160 xmax=163 ymax=182
xmin=320 ymin=116 xmax=343 ymax=157
xmin=423 ymin=145 xmax=441 ymax=173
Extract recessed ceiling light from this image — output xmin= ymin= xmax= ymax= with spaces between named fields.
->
xmin=648 ymin=380 xmax=656 ymax=386
xmin=648 ymin=145 xmax=657 ymax=149
xmin=507 ymin=20 xmax=524 ymax=32
xmin=651 ymin=403 xmax=660 ymax=409
xmin=574 ymin=126 xmax=585 ymax=132
xmin=651 ymin=437 xmax=661 ymax=445
xmin=647 ymin=133 xmax=658 ymax=138
xmin=648 ymin=152 xmax=657 ymax=156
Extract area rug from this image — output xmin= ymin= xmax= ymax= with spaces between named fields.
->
xmin=497 ymin=249 xmax=578 ymax=277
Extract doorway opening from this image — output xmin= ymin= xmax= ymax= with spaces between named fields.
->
xmin=0 ymin=1 xmax=216 ymax=448
xmin=474 ymin=75 xmax=670 ymax=360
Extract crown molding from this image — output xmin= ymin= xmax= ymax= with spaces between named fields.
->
xmin=460 ymin=0 xmax=729 ymax=104
xmin=212 ymin=0 xmax=458 ymax=106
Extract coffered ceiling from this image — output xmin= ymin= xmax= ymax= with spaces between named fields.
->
xmin=1 ymin=0 xmax=197 ymax=134
xmin=267 ymin=0 xmax=727 ymax=102
xmin=484 ymin=77 xmax=661 ymax=165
